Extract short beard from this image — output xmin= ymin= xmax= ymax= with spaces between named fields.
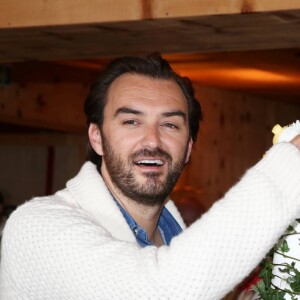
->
xmin=100 ymin=132 xmax=188 ymax=206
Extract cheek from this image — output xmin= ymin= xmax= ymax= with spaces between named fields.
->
xmin=164 ymin=136 xmax=189 ymax=158
xmin=118 ymin=130 xmax=145 ymax=150
xmin=109 ymin=133 xmax=140 ymax=158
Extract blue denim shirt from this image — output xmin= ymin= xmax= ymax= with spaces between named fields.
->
xmin=114 ymin=199 xmax=183 ymax=247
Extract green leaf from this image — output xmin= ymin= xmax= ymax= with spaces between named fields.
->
xmin=278 ymin=266 xmax=290 ymax=274
xmin=280 ymin=240 xmax=290 ymax=253
xmin=290 ymin=270 xmax=300 ymax=293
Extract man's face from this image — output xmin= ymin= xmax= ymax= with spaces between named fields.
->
xmin=91 ymin=73 xmax=193 ymax=206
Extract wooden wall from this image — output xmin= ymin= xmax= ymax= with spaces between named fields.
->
xmin=172 ymin=85 xmax=300 ymax=219
xmin=0 ymin=134 xmax=86 ymax=206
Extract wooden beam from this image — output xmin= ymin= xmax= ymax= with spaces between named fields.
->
xmin=1 ymin=1 xmax=300 ymax=62
xmin=0 ymin=0 xmax=144 ymax=28
xmin=1 ymin=0 xmax=300 ymax=28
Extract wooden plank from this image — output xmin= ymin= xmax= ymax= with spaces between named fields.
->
xmin=2 ymin=8 xmax=300 ymax=63
xmin=154 ymin=0 xmax=300 ymax=18
xmin=0 ymin=0 xmax=143 ymax=28
xmin=1 ymin=0 xmax=300 ymax=28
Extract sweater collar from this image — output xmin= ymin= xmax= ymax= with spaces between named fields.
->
xmin=66 ymin=162 xmax=185 ymax=243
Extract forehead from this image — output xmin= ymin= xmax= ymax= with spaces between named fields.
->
xmin=105 ymin=73 xmax=187 ymax=112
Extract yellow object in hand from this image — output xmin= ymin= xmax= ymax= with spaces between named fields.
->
xmin=272 ymin=120 xmax=300 ymax=145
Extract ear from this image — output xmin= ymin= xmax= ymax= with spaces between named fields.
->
xmin=88 ymin=123 xmax=104 ymax=155
xmin=185 ymin=138 xmax=193 ymax=163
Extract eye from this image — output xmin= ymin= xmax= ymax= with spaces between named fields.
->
xmin=123 ymin=120 xmax=139 ymax=126
xmin=163 ymin=122 xmax=179 ymax=130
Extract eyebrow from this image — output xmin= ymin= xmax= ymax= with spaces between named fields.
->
xmin=114 ymin=106 xmax=186 ymax=121
xmin=114 ymin=107 xmax=143 ymax=117
xmin=162 ymin=111 xmax=186 ymax=121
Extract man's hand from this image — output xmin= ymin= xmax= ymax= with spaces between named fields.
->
xmin=291 ymin=135 xmax=300 ymax=150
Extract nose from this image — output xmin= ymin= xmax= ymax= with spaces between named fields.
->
xmin=140 ymin=124 xmax=162 ymax=149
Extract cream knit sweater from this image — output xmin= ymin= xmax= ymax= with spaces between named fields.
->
xmin=1 ymin=143 xmax=300 ymax=300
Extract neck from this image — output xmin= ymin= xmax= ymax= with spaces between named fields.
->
xmin=120 ymin=197 xmax=165 ymax=246
xmin=101 ymin=167 xmax=167 ymax=247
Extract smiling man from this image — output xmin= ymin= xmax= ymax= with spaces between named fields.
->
xmin=88 ymin=72 xmax=193 ymax=246
xmin=1 ymin=53 xmax=300 ymax=300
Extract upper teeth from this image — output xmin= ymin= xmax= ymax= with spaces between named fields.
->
xmin=137 ymin=160 xmax=163 ymax=165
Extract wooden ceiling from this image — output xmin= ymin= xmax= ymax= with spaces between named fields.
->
xmin=2 ymin=0 xmax=300 ymax=61
xmin=56 ymin=48 xmax=300 ymax=99
xmin=1 ymin=0 xmax=300 ymax=133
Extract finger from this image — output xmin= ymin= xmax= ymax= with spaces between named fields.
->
xmin=291 ymin=134 xmax=300 ymax=150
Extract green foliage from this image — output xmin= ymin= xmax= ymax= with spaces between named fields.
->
xmin=255 ymin=226 xmax=300 ymax=300
xmin=254 ymin=279 xmax=285 ymax=300
xmin=287 ymin=226 xmax=295 ymax=233
xmin=289 ymin=267 xmax=300 ymax=293
xmin=280 ymin=240 xmax=290 ymax=253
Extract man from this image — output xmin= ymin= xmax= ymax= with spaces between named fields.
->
xmin=1 ymin=53 xmax=300 ymax=300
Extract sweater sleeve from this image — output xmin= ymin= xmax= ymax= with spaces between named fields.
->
xmin=1 ymin=143 xmax=300 ymax=300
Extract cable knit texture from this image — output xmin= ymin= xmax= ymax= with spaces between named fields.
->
xmin=1 ymin=143 xmax=300 ymax=300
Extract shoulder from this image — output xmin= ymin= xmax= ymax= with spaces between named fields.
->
xmin=2 ymin=193 xmax=106 ymax=245
xmin=8 ymin=192 xmax=79 ymax=222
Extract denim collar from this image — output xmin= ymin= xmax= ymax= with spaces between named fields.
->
xmin=114 ymin=198 xmax=182 ymax=247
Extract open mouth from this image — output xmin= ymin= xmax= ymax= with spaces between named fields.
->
xmin=135 ymin=159 xmax=164 ymax=167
